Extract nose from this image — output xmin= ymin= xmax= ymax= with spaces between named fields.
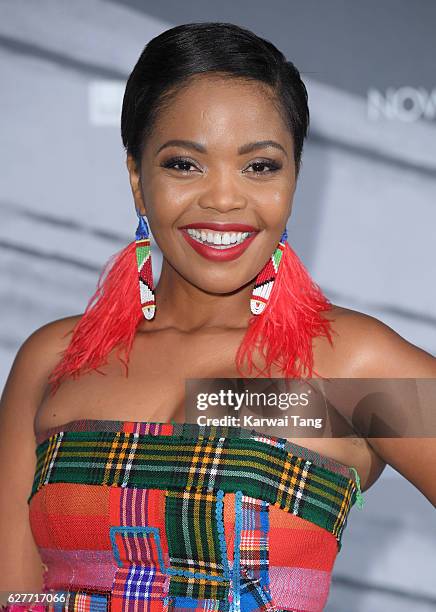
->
xmin=197 ymin=171 xmax=248 ymax=213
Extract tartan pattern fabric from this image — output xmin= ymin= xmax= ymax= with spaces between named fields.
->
xmin=109 ymin=486 xmax=169 ymax=609
xmin=165 ymin=490 xmax=229 ymax=600
xmin=29 ymin=426 xmax=358 ymax=548
xmin=237 ymin=497 xmax=273 ymax=612
xmin=13 ymin=589 xmax=112 ymax=611
xmin=26 ymin=419 xmax=362 ymax=611
xmin=45 ymin=590 xmax=110 ymax=611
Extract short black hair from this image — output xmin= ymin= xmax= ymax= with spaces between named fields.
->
xmin=121 ymin=22 xmax=310 ymax=177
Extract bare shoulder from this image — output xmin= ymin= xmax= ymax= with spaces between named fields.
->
xmin=22 ymin=314 xmax=82 ymax=364
xmin=2 ymin=314 xmax=83 ymax=406
xmin=319 ymin=305 xmax=436 ymax=506
xmin=22 ymin=313 xmax=82 ymax=354
xmin=316 ymin=304 xmax=436 ymax=377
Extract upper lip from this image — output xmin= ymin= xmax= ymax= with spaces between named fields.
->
xmin=178 ymin=222 xmax=259 ymax=232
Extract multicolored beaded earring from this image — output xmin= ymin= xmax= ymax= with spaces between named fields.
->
xmin=250 ymin=226 xmax=288 ymax=315
xmin=135 ymin=208 xmax=156 ymax=320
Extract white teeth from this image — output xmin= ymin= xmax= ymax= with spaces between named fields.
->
xmin=185 ymin=228 xmax=254 ymax=249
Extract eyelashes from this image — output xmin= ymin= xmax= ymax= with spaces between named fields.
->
xmin=160 ymin=155 xmax=282 ymax=175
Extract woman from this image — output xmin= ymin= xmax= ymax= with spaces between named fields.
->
xmin=0 ymin=21 xmax=435 ymax=612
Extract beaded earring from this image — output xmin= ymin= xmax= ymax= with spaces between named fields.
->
xmin=135 ymin=209 xmax=156 ymax=320
xmin=250 ymin=226 xmax=288 ymax=315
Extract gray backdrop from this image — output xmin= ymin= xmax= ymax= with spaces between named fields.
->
xmin=1 ymin=1 xmax=435 ymax=610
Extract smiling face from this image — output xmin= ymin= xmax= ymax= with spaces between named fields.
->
xmin=127 ymin=73 xmax=296 ymax=295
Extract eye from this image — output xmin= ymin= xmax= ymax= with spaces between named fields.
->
xmin=160 ymin=156 xmax=282 ymax=175
xmin=245 ymin=159 xmax=282 ymax=175
xmin=161 ymin=156 xmax=199 ymax=173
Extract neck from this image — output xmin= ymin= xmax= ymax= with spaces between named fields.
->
xmin=142 ymin=259 xmax=254 ymax=332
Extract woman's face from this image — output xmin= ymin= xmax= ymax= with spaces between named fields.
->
xmin=128 ymin=74 xmax=296 ymax=295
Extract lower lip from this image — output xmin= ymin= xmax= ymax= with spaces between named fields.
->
xmin=180 ymin=230 xmax=259 ymax=261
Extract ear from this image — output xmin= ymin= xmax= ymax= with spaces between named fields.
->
xmin=126 ymin=154 xmax=146 ymax=215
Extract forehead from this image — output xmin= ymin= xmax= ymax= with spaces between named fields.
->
xmin=150 ymin=74 xmax=291 ymax=148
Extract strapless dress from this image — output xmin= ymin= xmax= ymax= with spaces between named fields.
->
xmin=22 ymin=419 xmax=363 ymax=611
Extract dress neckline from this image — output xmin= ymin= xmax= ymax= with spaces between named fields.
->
xmin=34 ymin=416 xmax=360 ymax=485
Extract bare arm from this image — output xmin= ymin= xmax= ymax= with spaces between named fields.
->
xmin=352 ymin=314 xmax=436 ymax=506
xmin=0 ymin=316 xmax=80 ymax=592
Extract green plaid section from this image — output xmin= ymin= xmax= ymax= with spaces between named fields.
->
xmin=28 ymin=430 xmax=357 ymax=548
xmin=165 ymin=489 xmax=230 ymax=601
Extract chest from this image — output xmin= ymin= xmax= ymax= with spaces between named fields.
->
xmin=35 ymin=328 xmax=383 ymax=492
xmin=37 ymin=329 xmax=246 ymax=424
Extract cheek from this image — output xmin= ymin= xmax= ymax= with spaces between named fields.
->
xmin=256 ymin=188 xmax=292 ymax=226
xmin=271 ymin=177 xmax=294 ymax=204
xmin=144 ymin=187 xmax=187 ymax=229
xmin=258 ymin=170 xmax=293 ymax=197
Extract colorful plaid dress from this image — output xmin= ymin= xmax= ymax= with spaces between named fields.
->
xmin=25 ymin=419 xmax=363 ymax=612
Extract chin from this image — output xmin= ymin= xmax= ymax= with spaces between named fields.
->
xmin=182 ymin=271 xmax=247 ymax=296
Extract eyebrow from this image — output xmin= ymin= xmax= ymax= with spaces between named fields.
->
xmin=156 ymin=139 xmax=288 ymax=157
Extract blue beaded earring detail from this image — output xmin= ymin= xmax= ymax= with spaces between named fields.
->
xmin=135 ymin=209 xmax=156 ymax=320
xmin=250 ymin=226 xmax=288 ymax=315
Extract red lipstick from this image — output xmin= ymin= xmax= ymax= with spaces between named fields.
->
xmin=178 ymin=224 xmax=259 ymax=262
